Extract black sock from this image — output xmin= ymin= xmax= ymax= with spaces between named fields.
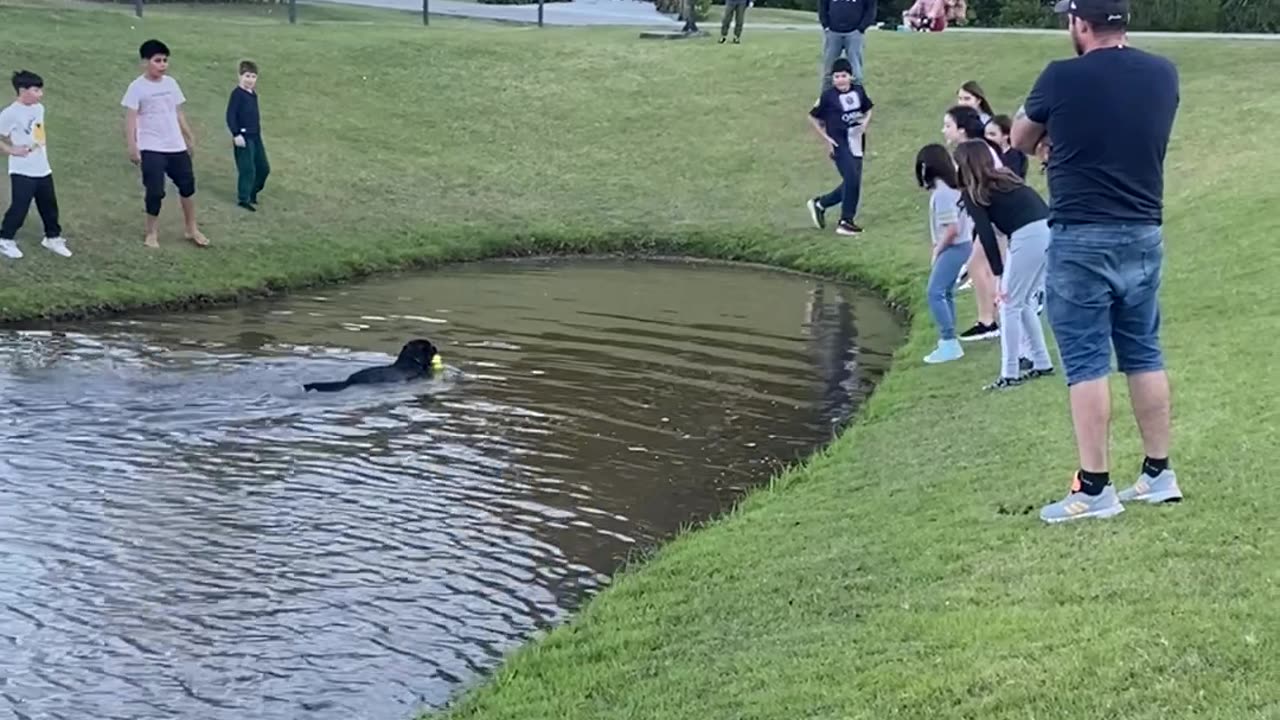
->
xmin=1142 ymin=457 xmax=1169 ymax=477
xmin=1077 ymin=469 xmax=1110 ymax=496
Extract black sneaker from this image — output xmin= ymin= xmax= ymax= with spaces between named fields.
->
xmin=1025 ymin=366 xmax=1056 ymax=380
xmin=732 ymin=36 xmax=741 ymax=44
xmin=807 ymin=198 xmax=826 ymax=229
xmin=1019 ymin=357 xmax=1033 ymax=372
xmin=719 ymin=36 xmax=727 ymax=43
xmin=959 ymin=321 xmax=999 ymax=342
xmin=237 ymin=201 xmax=257 ymax=212
xmin=984 ymin=376 xmax=1025 ymax=391
xmin=836 ymin=220 xmax=863 ymax=236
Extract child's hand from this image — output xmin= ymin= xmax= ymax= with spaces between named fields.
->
xmin=129 ymin=147 xmax=141 ymax=165
xmin=8 ymin=145 xmax=30 ymax=158
xmin=233 ymin=134 xmax=247 ymax=148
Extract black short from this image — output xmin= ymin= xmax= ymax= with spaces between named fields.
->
xmin=140 ymin=150 xmax=196 ymax=199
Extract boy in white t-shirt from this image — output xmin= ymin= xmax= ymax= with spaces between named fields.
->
xmin=0 ymin=70 xmax=71 ymax=259
xmin=121 ymin=39 xmax=209 ymax=249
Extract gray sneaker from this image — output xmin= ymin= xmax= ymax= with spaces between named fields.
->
xmin=1118 ymin=469 xmax=1183 ymax=504
xmin=1040 ymin=481 xmax=1125 ymax=524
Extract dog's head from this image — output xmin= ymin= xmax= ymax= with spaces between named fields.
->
xmin=396 ymin=339 xmax=444 ymax=373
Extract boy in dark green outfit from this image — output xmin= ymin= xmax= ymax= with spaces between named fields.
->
xmin=225 ymin=60 xmax=269 ymax=211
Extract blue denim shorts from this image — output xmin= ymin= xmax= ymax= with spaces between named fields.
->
xmin=1045 ymin=224 xmax=1166 ymax=386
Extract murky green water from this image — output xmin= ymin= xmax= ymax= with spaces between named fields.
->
xmin=0 ymin=258 xmax=902 ymax=719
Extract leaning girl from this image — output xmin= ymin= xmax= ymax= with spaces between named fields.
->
xmin=953 ymin=139 xmax=1056 ymax=389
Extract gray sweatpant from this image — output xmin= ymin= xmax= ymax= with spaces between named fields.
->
xmin=721 ymin=0 xmax=748 ymax=38
xmin=998 ymin=219 xmax=1053 ymax=379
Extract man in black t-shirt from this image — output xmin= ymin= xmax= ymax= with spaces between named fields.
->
xmin=1011 ymin=0 xmax=1184 ymax=524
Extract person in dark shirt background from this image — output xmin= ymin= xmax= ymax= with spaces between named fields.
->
xmin=1012 ymin=0 xmax=1183 ymax=524
xmin=225 ymin=60 xmax=270 ymax=212
xmin=985 ymin=114 xmax=1028 ymax=179
xmin=818 ymin=0 xmax=877 ymax=91
xmin=806 ymin=58 xmax=874 ymax=236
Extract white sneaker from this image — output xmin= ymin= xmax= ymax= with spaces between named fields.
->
xmin=0 ymin=239 xmax=22 ymax=259
xmin=41 ymin=236 xmax=72 ymax=257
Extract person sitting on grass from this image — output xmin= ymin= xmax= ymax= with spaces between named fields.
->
xmin=805 ymin=58 xmax=873 ymax=237
xmin=902 ymin=0 xmax=946 ymax=31
xmin=916 ymin=143 xmax=970 ymax=365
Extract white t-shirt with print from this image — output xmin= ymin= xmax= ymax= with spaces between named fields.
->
xmin=121 ymin=75 xmax=188 ymax=153
xmin=0 ymin=102 xmax=52 ymax=178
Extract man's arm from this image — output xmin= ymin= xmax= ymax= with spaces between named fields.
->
xmin=1012 ymin=64 xmax=1054 ymax=154
xmin=1011 ymin=105 xmax=1046 ymax=155
xmin=818 ymin=0 xmax=830 ymax=29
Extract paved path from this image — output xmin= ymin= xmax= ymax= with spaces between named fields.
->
xmin=313 ymin=0 xmax=684 ymax=26
xmin=312 ymin=0 xmax=1280 ymax=40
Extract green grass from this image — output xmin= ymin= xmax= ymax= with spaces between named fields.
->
xmin=2 ymin=4 xmax=1278 ymax=718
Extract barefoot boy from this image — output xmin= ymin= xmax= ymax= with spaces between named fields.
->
xmin=0 ymin=70 xmax=71 ymax=259
xmin=121 ymin=39 xmax=208 ymax=248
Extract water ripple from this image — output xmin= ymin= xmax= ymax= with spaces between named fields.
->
xmin=0 ymin=259 xmax=901 ymax=720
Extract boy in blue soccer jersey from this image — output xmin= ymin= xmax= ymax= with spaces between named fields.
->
xmin=805 ymin=58 xmax=874 ymax=236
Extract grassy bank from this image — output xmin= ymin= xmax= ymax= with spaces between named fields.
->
xmin=3 ymin=3 xmax=1278 ymax=718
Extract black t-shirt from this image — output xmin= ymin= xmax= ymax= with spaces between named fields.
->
xmin=1003 ymin=148 xmax=1028 ymax=179
xmin=1024 ymin=46 xmax=1179 ymax=226
xmin=961 ymin=184 xmax=1050 ymax=277
xmin=809 ymin=84 xmax=874 ymax=156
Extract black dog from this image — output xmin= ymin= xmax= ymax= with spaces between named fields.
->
xmin=303 ymin=339 xmax=444 ymax=392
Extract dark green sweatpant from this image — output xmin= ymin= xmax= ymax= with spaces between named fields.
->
xmin=234 ymin=136 xmax=270 ymax=204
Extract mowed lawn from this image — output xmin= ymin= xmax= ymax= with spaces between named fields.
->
xmin=1 ymin=3 xmax=1277 ymax=719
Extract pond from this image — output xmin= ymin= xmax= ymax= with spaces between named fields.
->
xmin=0 ymin=258 xmax=903 ymax=720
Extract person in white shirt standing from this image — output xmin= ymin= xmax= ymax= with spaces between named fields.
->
xmin=0 ymin=70 xmax=71 ymax=259
xmin=121 ymin=39 xmax=209 ymax=249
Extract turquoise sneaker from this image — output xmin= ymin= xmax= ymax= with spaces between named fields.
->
xmin=924 ymin=338 xmax=964 ymax=364
xmin=1040 ymin=473 xmax=1125 ymax=524
xmin=1118 ymin=469 xmax=1183 ymax=504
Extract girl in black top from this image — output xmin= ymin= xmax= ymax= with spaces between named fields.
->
xmin=954 ymin=140 xmax=1056 ymax=389
xmin=942 ymin=104 xmax=1006 ymax=341
xmin=985 ymin=114 xmax=1029 ymax=179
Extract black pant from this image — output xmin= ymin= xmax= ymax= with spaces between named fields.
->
xmin=1 ymin=173 xmax=61 ymax=240
xmin=141 ymin=150 xmax=196 ymax=217
xmin=233 ymin=136 xmax=270 ymax=204
xmin=817 ymin=146 xmax=863 ymax=222
xmin=720 ymin=0 xmax=747 ymax=37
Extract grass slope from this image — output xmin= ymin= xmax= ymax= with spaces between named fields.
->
xmin=2 ymin=4 xmax=1278 ymax=718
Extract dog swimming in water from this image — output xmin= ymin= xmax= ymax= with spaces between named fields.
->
xmin=303 ymin=339 xmax=445 ymax=393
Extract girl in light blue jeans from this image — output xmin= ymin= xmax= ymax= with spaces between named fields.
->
xmin=916 ymin=144 xmax=971 ymax=364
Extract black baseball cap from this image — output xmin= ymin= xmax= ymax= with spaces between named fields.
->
xmin=1053 ymin=0 xmax=1129 ymax=23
